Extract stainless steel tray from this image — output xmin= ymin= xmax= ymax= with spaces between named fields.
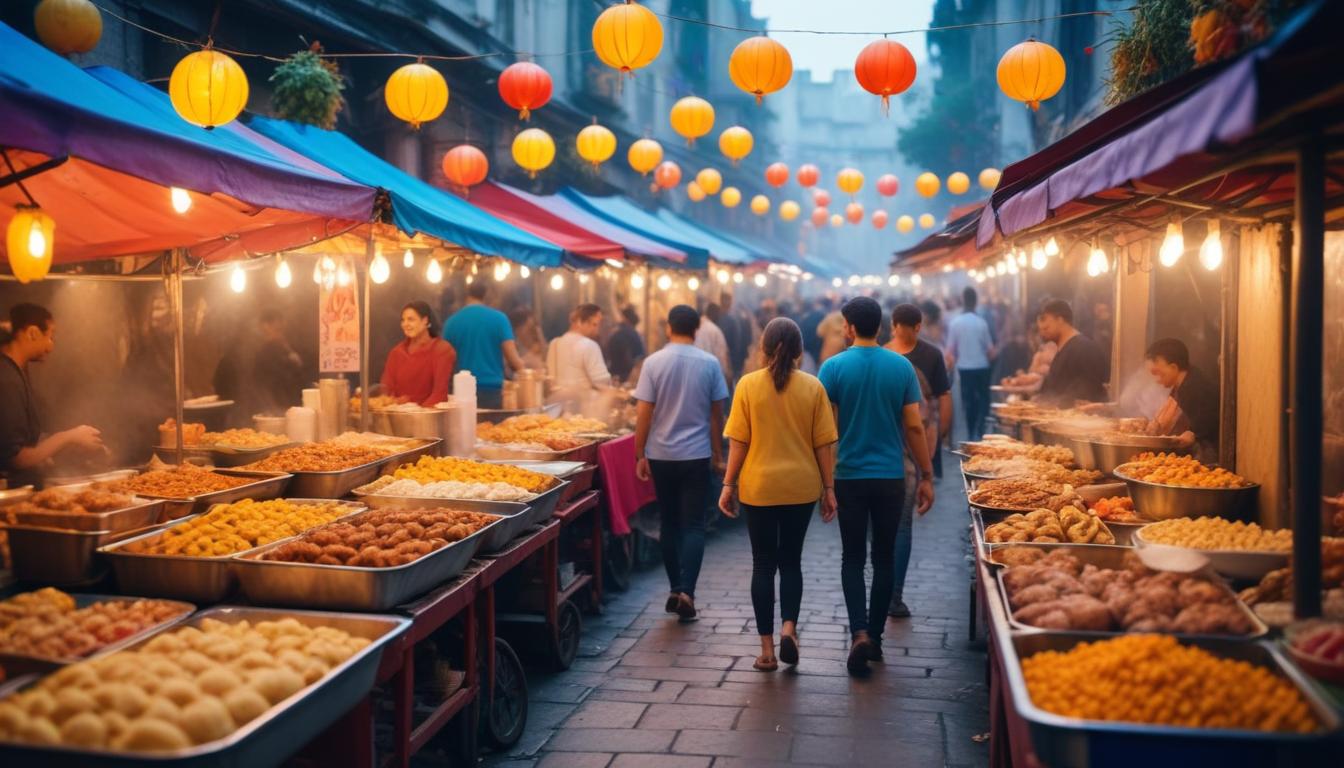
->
xmin=1 ymin=497 xmax=166 ymax=533
xmin=0 ymin=593 xmax=195 ymax=676
xmin=45 ymin=469 xmax=138 ymax=489
xmin=972 ymin=508 xmax=1121 ymax=553
xmin=1003 ymin=633 xmax=1343 ymax=767
xmin=474 ymin=438 xmax=600 ymax=464
xmin=336 ymin=497 xmax=530 ymax=554
xmin=131 ymin=469 xmax=293 ymax=520
xmin=0 ymin=605 xmax=409 ymax=768
xmin=152 ymin=441 xmax=295 ymax=468
xmin=99 ymin=499 xmax=366 ymax=603
xmin=231 ymin=512 xmax=503 ymax=611
xmin=280 ymin=438 xmax=441 ymax=498
xmin=354 ymin=476 xmax=568 ymax=531
xmin=3 ymin=520 xmax=173 ymax=586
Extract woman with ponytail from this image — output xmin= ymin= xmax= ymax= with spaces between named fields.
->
xmin=719 ymin=317 xmax=838 ymax=672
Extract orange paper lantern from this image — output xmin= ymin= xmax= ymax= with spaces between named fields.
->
xmin=979 ymin=168 xmax=1002 ymax=191
xmin=915 ymin=172 xmax=940 ymax=198
xmin=34 ymin=0 xmax=102 ymax=55
xmin=576 ymin=123 xmax=617 ymax=168
xmin=721 ymin=187 xmax=742 ymax=208
xmin=896 ymin=215 xmax=915 ymax=233
xmin=810 ymin=207 xmax=829 ymax=227
xmin=877 ymin=174 xmax=899 ymax=197
xmin=779 ymin=200 xmax=800 ymax=221
xmin=919 ymin=213 xmax=935 ymax=229
xmin=670 ymin=96 xmax=715 ymax=146
xmin=796 ymin=164 xmax=819 ymax=188
xmin=627 ymin=138 xmax=663 ymax=176
xmin=871 ymin=210 xmax=889 ymax=229
xmin=654 ymin=161 xmax=681 ymax=189
xmin=854 ymin=39 xmax=917 ymax=113
xmin=497 ymin=62 xmax=552 ymax=120
xmin=845 ymin=202 xmax=864 ymax=224
xmin=384 ymin=61 xmax=448 ymax=130
xmin=718 ymin=126 xmax=754 ymax=165
xmin=765 ymin=162 xmax=789 ymax=188
xmin=695 ymin=168 xmax=722 ymax=196
xmin=512 ymin=128 xmax=555 ymax=178
xmin=441 ymin=145 xmax=489 ymax=194
xmin=830 ymin=214 xmax=844 ymax=228
xmin=592 ymin=1 xmax=663 ymax=75
xmin=728 ymin=36 xmax=792 ymax=104
xmin=170 ymin=48 xmax=249 ymax=129
xmin=687 ymin=181 xmax=706 ymax=202
xmin=947 ymin=171 xmax=970 ymax=195
xmin=812 ymin=189 xmax=831 ymax=208
xmin=997 ymin=39 xmax=1066 ymax=111
xmin=750 ymin=195 xmax=770 ymax=216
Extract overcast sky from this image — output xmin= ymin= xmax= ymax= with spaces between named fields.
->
xmin=750 ymin=0 xmax=934 ymax=82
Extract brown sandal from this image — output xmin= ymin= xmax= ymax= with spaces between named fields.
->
xmin=675 ymin=594 xmax=698 ymax=622
xmin=753 ymin=654 xmax=779 ymax=672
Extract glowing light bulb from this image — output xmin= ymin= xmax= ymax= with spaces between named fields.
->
xmin=520 ymin=265 xmax=530 ymax=279
xmin=975 ymin=272 xmax=986 ymax=283
xmin=170 ymin=187 xmax=192 ymax=214
xmin=1016 ymin=250 xmax=1027 ymax=267
xmin=910 ymin=273 xmax=923 ymax=287
xmin=656 ymin=274 xmax=672 ymax=291
xmin=1086 ymin=245 xmax=1108 ymax=277
xmin=320 ymin=255 xmax=336 ymax=272
xmin=578 ymin=273 xmax=590 ymax=284
xmin=550 ymin=273 xmax=565 ymax=291
xmin=336 ymin=262 xmax=352 ymax=287
xmin=753 ymin=273 xmax=767 ymax=287
xmin=887 ymin=274 xmax=899 ymax=287
xmin=831 ymin=277 xmax=843 ymax=287
xmin=847 ymin=275 xmax=860 ymax=287
xmin=802 ymin=273 xmax=813 ymax=282
xmin=687 ymin=276 xmax=700 ymax=291
xmin=986 ymin=266 xmax=997 ymax=278
xmin=1199 ymin=220 xmax=1223 ymax=271
xmin=716 ymin=269 xmax=730 ymax=284
xmin=630 ymin=272 xmax=645 ymax=290
xmin=229 ymin=263 xmax=246 ymax=293
xmin=26 ymin=221 xmax=46 ymax=258
xmin=403 ymin=249 xmax=414 ymax=268
xmin=732 ymin=272 xmax=744 ymax=284
xmin=370 ymin=251 xmax=390 ymax=284
xmin=470 ymin=262 xmax=479 ymax=275
xmin=494 ymin=261 xmax=510 ymax=281
xmin=1044 ymin=236 xmax=1059 ymax=257
xmin=1030 ymin=244 xmax=1048 ymax=271
xmin=604 ymin=258 xmax=624 ymax=269
xmin=1159 ymin=219 xmax=1184 ymax=267
xmin=275 ymin=259 xmax=292 ymax=288
xmin=312 ymin=261 xmax=322 ymax=284
xmin=426 ymin=259 xmax=443 ymax=283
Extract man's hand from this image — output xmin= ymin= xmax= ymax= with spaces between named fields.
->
xmin=1176 ymin=431 xmax=1196 ymax=448
xmin=635 ymin=457 xmax=651 ymax=482
xmin=62 ymin=425 xmax=103 ymax=451
xmin=718 ymin=485 xmax=738 ymax=518
xmin=820 ymin=487 xmax=838 ymax=523
xmin=915 ymin=477 xmax=935 ymax=515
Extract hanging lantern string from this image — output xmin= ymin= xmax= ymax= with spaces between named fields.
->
xmin=0 ymin=148 xmax=40 ymax=207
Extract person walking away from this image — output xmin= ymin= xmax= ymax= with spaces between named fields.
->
xmin=633 ymin=306 xmax=729 ymax=621
xmin=719 ymin=318 xmax=838 ymax=672
xmin=1143 ymin=338 xmax=1219 ymax=460
xmin=381 ymin=302 xmax=456 ymax=407
xmin=819 ymin=299 xmax=934 ymax=674
xmin=605 ymin=305 xmax=646 ymax=384
xmin=695 ymin=304 xmax=732 ymax=386
xmin=885 ymin=303 xmax=951 ymax=617
xmin=1 ymin=304 xmax=104 ymax=489
xmin=799 ymin=298 xmax=829 ymax=367
xmin=816 ymin=306 xmax=847 ymax=366
xmin=547 ymin=304 xmax=613 ymax=400
xmin=945 ymin=287 xmax=995 ymax=442
xmin=717 ymin=292 xmax=749 ymax=380
xmin=1035 ymin=298 xmax=1110 ymax=406
xmin=442 ymin=281 xmax=526 ymax=409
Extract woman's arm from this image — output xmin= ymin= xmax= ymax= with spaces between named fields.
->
xmin=718 ymin=438 xmax=748 ymax=518
xmin=814 ymin=441 xmax=837 ymax=522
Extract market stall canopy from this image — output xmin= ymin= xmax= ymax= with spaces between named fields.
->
xmin=466 ymin=183 xmax=624 ymax=265
xmin=653 ymin=209 xmax=772 ymax=266
xmin=558 ymin=189 xmax=710 ymax=269
xmin=500 ymin=185 xmax=691 ymax=265
xmin=893 ymin=203 xmax=986 ymax=271
xmin=247 ymin=117 xmax=565 ymax=268
xmin=976 ymin=0 xmax=1344 ymax=247
xmin=0 ymin=23 xmax=377 ymax=263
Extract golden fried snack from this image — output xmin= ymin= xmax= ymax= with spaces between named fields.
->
xmin=197 ymin=429 xmax=289 ymax=449
xmin=390 ymin=456 xmax=557 ymax=494
xmin=242 ymin=443 xmax=388 ymax=473
xmin=261 ymin=508 xmax=499 ymax=567
xmin=1141 ymin=517 xmax=1291 ymax=552
xmin=0 ymin=595 xmax=188 ymax=659
xmin=115 ymin=464 xmax=252 ymax=499
xmin=133 ymin=500 xmax=353 ymax=558
xmin=1116 ymin=452 xmax=1251 ymax=489
xmin=969 ymin=478 xmax=1083 ymax=512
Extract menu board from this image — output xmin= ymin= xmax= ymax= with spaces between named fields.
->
xmin=319 ymin=278 xmax=359 ymax=372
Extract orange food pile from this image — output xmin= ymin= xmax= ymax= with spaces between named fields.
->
xmin=0 ymin=589 xmax=187 ymax=660
xmin=1089 ymin=496 xmax=1142 ymax=523
xmin=1118 ymin=452 xmax=1251 ymax=489
xmin=261 ymin=508 xmax=499 ymax=567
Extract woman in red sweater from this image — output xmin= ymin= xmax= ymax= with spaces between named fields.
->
xmin=381 ymin=302 xmax=455 ymax=406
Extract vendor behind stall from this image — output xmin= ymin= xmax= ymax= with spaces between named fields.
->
xmin=0 ymin=304 xmax=104 ymax=488
xmin=547 ymin=303 xmax=612 ymax=396
xmin=442 ymin=281 xmax=525 ymax=409
xmin=382 ymin=302 xmax=455 ymax=407
xmin=1035 ymin=298 xmax=1110 ymax=406
xmin=1144 ymin=338 xmax=1219 ymax=458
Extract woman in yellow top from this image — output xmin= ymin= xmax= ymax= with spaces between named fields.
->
xmin=719 ymin=318 xmax=838 ymax=672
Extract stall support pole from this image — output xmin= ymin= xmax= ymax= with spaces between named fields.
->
xmin=1291 ymin=138 xmax=1324 ymax=619
xmin=361 ymin=239 xmax=373 ymax=432
xmin=168 ymin=248 xmax=186 ymax=464
xmin=643 ymin=264 xmax=653 ymax=353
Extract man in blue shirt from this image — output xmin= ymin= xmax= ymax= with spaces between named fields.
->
xmin=633 ymin=305 xmax=729 ymax=622
xmin=441 ymin=281 xmax=525 ymax=409
xmin=945 ymin=287 xmax=996 ymax=441
xmin=818 ymin=297 xmax=934 ymax=675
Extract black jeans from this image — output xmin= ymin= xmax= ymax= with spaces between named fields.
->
xmin=743 ymin=501 xmax=814 ymax=636
xmin=649 ymin=459 xmax=710 ymax=597
xmin=959 ymin=367 xmax=991 ymax=441
xmin=836 ymin=478 xmax=906 ymax=642
xmin=477 ymin=388 xmax=503 ymax=409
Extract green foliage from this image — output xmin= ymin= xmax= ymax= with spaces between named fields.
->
xmin=269 ymin=49 xmax=345 ymax=129
xmin=896 ymin=79 xmax=1000 ymax=178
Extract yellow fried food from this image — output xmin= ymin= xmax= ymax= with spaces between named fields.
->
xmin=391 ymin=456 xmax=557 ymax=494
xmin=1022 ymin=635 xmax=1318 ymax=732
xmin=1118 ymin=452 xmax=1251 ymax=488
xmin=198 ymin=429 xmax=289 ymax=449
xmin=1141 ymin=517 xmax=1292 ymax=552
xmin=136 ymin=499 xmax=353 ymax=557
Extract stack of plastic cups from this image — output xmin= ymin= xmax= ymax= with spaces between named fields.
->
xmin=451 ymin=371 xmax=477 ymax=457
xmin=301 ymin=388 xmax=323 ymax=439
xmin=285 ymin=407 xmax=317 ymax=443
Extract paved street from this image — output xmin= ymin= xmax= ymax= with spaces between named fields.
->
xmin=484 ymin=468 xmax=990 ymax=768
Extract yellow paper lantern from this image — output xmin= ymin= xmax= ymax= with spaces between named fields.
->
xmin=687 ymin=181 xmax=706 ymax=202
xmin=728 ymin=36 xmax=792 ymax=104
xmin=169 ymin=49 xmax=249 ymax=129
xmin=750 ymin=195 xmax=770 ymax=215
xmin=592 ymin=1 xmax=663 ymax=75
xmin=670 ymin=96 xmax=715 ymax=146
xmin=947 ymin=171 xmax=970 ymax=195
xmin=576 ymin=123 xmax=617 ymax=168
xmin=979 ymin=168 xmax=1002 ymax=191
xmin=896 ymin=215 xmax=915 ymax=233
xmin=6 ymin=206 xmax=55 ymax=283
xmin=836 ymin=168 xmax=864 ymax=197
xmin=694 ymin=168 xmax=722 ymax=196
xmin=997 ymin=39 xmax=1066 ymax=111
xmin=512 ymin=128 xmax=556 ymax=178
xmin=627 ymin=138 xmax=663 ymax=176
xmin=718 ymin=126 xmax=754 ymax=166
xmin=34 ymin=0 xmax=102 ymax=55
xmin=385 ymin=62 xmax=449 ymax=129
xmin=919 ymin=213 xmax=936 ymax=229
xmin=915 ymin=172 xmax=940 ymax=198
xmin=829 ymin=214 xmax=844 ymax=228
xmin=779 ymin=200 xmax=800 ymax=221
xmin=721 ymin=187 xmax=742 ymax=208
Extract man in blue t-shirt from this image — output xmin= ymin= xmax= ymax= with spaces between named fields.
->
xmin=818 ymin=297 xmax=935 ymax=676
xmin=441 ymin=281 xmax=525 ymax=409
xmin=633 ymin=305 xmax=729 ymax=622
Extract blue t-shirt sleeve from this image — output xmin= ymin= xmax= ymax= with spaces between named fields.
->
xmin=817 ymin=357 xmax=839 ymax=403
xmin=633 ymin=358 xmax=656 ymax=403
xmin=493 ymin=309 xmax=515 ymax=343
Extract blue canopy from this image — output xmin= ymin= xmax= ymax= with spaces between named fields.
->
xmin=249 ymin=117 xmax=565 ymax=267
xmin=558 ymin=189 xmax=710 ymax=269
xmin=648 ymin=210 xmax=760 ymax=265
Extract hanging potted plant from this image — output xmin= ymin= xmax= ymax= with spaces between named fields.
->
xmin=269 ymin=42 xmax=345 ymax=129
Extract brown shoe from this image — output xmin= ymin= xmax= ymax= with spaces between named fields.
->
xmin=847 ymin=638 xmax=873 ymax=675
xmin=665 ymin=594 xmax=679 ymax=613
xmin=753 ymin=654 xmax=779 ymax=672
xmin=675 ymin=593 xmax=698 ymax=622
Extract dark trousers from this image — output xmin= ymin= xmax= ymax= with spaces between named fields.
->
xmin=959 ymin=367 xmax=991 ymax=441
xmin=477 ymin=388 xmax=503 ymax=409
xmin=836 ymin=478 xmax=905 ymax=641
xmin=743 ymin=501 xmax=814 ymax=636
xmin=649 ymin=459 xmax=710 ymax=597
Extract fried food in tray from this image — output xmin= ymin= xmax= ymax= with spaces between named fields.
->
xmin=1141 ymin=517 xmax=1292 ymax=552
xmin=1239 ymin=537 xmax=1344 ymax=606
xmin=4 ymin=487 xmax=136 ymax=517
xmin=492 ymin=414 xmax=609 ymax=434
xmin=984 ymin=506 xmax=1115 ymax=545
xmin=963 ymin=441 xmax=1076 ymax=465
xmin=968 ymin=478 xmax=1084 ymax=512
xmin=356 ymin=476 xmax=533 ymax=502
xmin=0 ymin=589 xmax=189 ymax=660
xmin=241 ymin=442 xmax=389 ymax=473
xmin=113 ymin=464 xmax=253 ymax=499
xmin=964 ymin=456 xmax=1101 ymax=485
xmin=999 ymin=549 xmax=1255 ymax=635
xmin=1115 ymin=452 xmax=1252 ymax=489
xmin=474 ymin=423 xmax=589 ymax=452
xmin=0 ymin=616 xmax=370 ymax=751
xmin=1088 ymin=496 xmax=1143 ymax=523
xmin=0 ymin=588 xmax=75 ymax=629
xmin=129 ymin=499 xmax=353 ymax=558
xmin=196 ymin=429 xmax=290 ymax=450
xmin=259 ymin=508 xmax=499 ymax=568
xmin=381 ymin=455 xmax=558 ymax=495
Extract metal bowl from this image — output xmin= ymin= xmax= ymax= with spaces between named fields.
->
xmin=1113 ymin=466 xmax=1259 ymax=522
xmin=1081 ymin=436 xmax=1190 ymax=474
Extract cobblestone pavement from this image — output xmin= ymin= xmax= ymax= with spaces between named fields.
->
xmin=484 ymin=468 xmax=989 ymax=768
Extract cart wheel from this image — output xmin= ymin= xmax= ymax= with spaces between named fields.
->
xmin=549 ymin=599 xmax=582 ymax=671
xmin=479 ymin=638 xmax=528 ymax=749
xmin=605 ymin=533 xmax=634 ymax=592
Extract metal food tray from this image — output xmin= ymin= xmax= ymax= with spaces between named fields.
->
xmin=0 ymin=593 xmax=195 ymax=676
xmin=1112 ymin=464 xmax=1260 ymax=523
xmin=988 ymin=545 xmax=1267 ymax=640
xmin=231 ymin=512 xmax=504 ymax=611
xmin=99 ymin=499 xmax=366 ymax=603
xmin=3 ymin=519 xmax=175 ymax=587
xmin=485 ymin=459 xmax=598 ymax=502
xmin=335 ymin=497 xmax=531 ymax=554
xmin=357 ymin=480 xmax=565 ymax=534
xmin=0 ymin=605 xmax=410 ymax=768
xmin=473 ymin=438 xmax=600 ymax=464
xmin=1132 ymin=527 xmax=1289 ymax=582
xmin=152 ymin=441 xmax=295 ymax=468
xmin=129 ymin=469 xmax=293 ymax=520
xmin=972 ymin=508 xmax=1122 ymax=554
xmin=1001 ymin=632 xmax=1343 ymax=768
xmin=1 ymin=497 xmax=166 ymax=533
xmin=279 ymin=438 xmax=440 ymax=499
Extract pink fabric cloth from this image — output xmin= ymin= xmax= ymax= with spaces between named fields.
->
xmin=597 ymin=434 xmax=655 ymax=536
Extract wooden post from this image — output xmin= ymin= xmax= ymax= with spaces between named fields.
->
xmin=1291 ymin=138 xmax=1324 ymax=618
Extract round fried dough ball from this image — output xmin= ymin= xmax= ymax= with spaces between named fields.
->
xmin=59 ymin=711 xmax=108 ymax=748
xmin=178 ymin=697 xmax=236 ymax=744
xmin=221 ymin=686 xmax=270 ymax=726
xmin=114 ymin=717 xmax=192 ymax=751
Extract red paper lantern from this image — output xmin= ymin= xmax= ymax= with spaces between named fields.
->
xmin=845 ymin=202 xmax=864 ymax=224
xmin=854 ymin=39 xmax=917 ymax=113
xmin=812 ymin=188 xmax=831 ymax=208
xmin=871 ymin=210 xmax=889 ymax=229
xmin=442 ymin=144 xmax=489 ymax=194
xmin=877 ymin=174 xmax=899 ymax=197
xmin=765 ymin=162 xmax=789 ymax=188
xmin=498 ymin=62 xmax=552 ymax=120
xmin=654 ymin=160 xmax=681 ymax=189
xmin=796 ymin=163 xmax=819 ymax=188
xmin=810 ymin=207 xmax=829 ymax=227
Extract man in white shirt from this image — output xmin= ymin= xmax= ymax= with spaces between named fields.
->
xmin=694 ymin=303 xmax=732 ymax=385
xmin=945 ymin=287 xmax=996 ymax=441
xmin=547 ymin=304 xmax=612 ymax=399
